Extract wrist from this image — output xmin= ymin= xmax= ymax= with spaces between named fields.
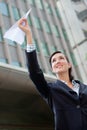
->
xmin=27 ymin=35 xmax=32 ymax=44
xmin=25 ymin=29 xmax=32 ymax=44
xmin=26 ymin=30 xmax=31 ymax=36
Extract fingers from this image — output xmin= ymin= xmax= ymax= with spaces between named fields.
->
xmin=18 ymin=18 xmax=28 ymax=32
xmin=18 ymin=18 xmax=31 ymax=35
xmin=18 ymin=18 xmax=28 ymax=28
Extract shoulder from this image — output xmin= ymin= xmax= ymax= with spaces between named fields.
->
xmin=75 ymin=80 xmax=86 ymax=85
xmin=75 ymin=80 xmax=87 ymax=89
xmin=48 ymin=80 xmax=60 ymax=88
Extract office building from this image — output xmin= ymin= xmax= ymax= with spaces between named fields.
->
xmin=0 ymin=0 xmax=87 ymax=129
xmin=56 ymin=0 xmax=87 ymax=83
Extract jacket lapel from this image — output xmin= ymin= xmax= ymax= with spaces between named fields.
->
xmin=79 ymin=81 xmax=86 ymax=95
xmin=56 ymin=80 xmax=74 ymax=92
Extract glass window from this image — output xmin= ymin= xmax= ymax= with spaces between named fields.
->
xmin=22 ymin=0 xmax=26 ymax=2
xmin=42 ymin=20 xmax=51 ymax=33
xmin=0 ymin=58 xmax=7 ymax=63
xmin=7 ymin=39 xmax=16 ymax=46
xmin=83 ymin=30 xmax=87 ymax=38
xmin=21 ymin=40 xmax=26 ymax=49
xmin=32 ymin=16 xmax=42 ymax=30
xmin=28 ymin=0 xmax=35 ymax=5
xmin=44 ymin=2 xmax=53 ymax=15
xmin=11 ymin=61 xmax=21 ymax=67
xmin=85 ymin=53 xmax=87 ymax=61
xmin=0 ymin=28 xmax=3 ymax=42
xmin=12 ymin=6 xmax=20 ymax=20
xmin=62 ymin=28 xmax=68 ymax=41
xmin=55 ymin=7 xmax=61 ymax=20
xmin=35 ymin=0 xmax=44 ymax=10
xmin=28 ymin=16 xmax=32 ymax=26
xmin=51 ymin=46 xmax=57 ymax=53
xmin=33 ymin=39 xmax=40 ymax=52
xmin=41 ymin=42 xmax=49 ymax=56
xmin=8 ymin=0 xmax=16 ymax=5
xmin=77 ymin=9 xmax=87 ymax=21
xmin=70 ymin=52 xmax=77 ymax=66
xmin=72 ymin=0 xmax=82 ymax=2
xmin=52 ymin=25 xmax=60 ymax=37
xmin=0 ymin=2 xmax=10 ymax=16
xmin=3 ymin=16 xmax=11 ymax=30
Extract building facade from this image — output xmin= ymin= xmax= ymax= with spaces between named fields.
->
xmin=0 ymin=0 xmax=87 ymax=129
xmin=56 ymin=0 xmax=87 ymax=83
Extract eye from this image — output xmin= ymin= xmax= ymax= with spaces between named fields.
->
xmin=60 ymin=56 xmax=64 ymax=59
xmin=52 ymin=58 xmax=56 ymax=63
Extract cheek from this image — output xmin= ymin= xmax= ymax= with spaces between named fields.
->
xmin=51 ymin=64 xmax=56 ymax=72
xmin=64 ymin=63 xmax=70 ymax=71
xmin=51 ymin=62 xmax=55 ymax=68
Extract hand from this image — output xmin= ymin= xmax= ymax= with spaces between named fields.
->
xmin=18 ymin=18 xmax=32 ymax=44
xmin=18 ymin=18 xmax=31 ymax=35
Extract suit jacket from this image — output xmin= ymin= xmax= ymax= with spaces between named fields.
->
xmin=26 ymin=50 xmax=87 ymax=130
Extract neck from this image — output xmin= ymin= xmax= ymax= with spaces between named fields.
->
xmin=56 ymin=72 xmax=71 ymax=84
xmin=56 ymin=72 xmax=73 ymax=88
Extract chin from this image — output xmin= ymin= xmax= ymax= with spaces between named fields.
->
xmin=57 ymin=70 xmax=65 ymax=74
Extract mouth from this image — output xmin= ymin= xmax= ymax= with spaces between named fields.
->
xmin=56 ymin=65 xmax=63 ymax=69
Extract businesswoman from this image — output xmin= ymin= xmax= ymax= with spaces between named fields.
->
xmin=18 ymin=18 xmax=87 ymax=130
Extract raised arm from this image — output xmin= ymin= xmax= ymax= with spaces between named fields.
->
xmin=18 ymin=18 xmax=50 ymax=98
xmin=18 ymin=18 xmax=32 ymax=44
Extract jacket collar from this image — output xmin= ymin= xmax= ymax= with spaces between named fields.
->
xmin=56 ymin=79 xmax=75 ymax=92
xmin=56 ymin=79 xmax=86 ymax=94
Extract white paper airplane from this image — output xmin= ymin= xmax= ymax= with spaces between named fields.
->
xmin=4 ymin=8 xmax=32 ymax=45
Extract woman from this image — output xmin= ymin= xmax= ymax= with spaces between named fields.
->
xmin=18 ymin=18 xmax=87 ymax=130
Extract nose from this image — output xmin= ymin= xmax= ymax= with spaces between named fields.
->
xmin=56 ymin=59 xmax=61 ymax=64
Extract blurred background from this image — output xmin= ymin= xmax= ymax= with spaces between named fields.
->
xmin=0 ymin=0 xmax=87 ymax=129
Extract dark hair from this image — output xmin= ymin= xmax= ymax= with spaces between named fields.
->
xmin=49 ymin=51 xmax=74 ymax=82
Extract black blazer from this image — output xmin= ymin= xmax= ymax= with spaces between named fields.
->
xmin=26 ymin=50 xmax=87 ymax=130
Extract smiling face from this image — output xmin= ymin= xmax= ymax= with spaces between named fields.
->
xmin=51 ymin=52 xmax=71 ymax=75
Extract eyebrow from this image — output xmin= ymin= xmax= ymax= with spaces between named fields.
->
xmin=53 ymin=55 xmax=65 ymax=59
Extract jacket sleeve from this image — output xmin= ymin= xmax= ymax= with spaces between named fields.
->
xmin=25 ymin=50 xmax=50 ymax=99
